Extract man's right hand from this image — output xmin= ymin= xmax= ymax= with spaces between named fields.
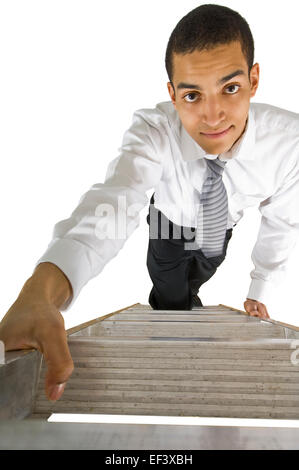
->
xmin=0 ymin=263 xmax=74 ymax=401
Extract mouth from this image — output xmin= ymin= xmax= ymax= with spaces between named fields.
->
xmin=201 ymin=125 xmax=233 ymax=139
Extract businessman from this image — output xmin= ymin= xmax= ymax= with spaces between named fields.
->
xmin=1 ymin=4 xmax=299 ymax=402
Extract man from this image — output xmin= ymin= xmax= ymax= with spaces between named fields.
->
xmin=1 ymin=4 xmax=299 ymax=402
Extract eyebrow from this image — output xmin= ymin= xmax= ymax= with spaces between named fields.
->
xmin=177 ymin=69 xmax=246 ymax=91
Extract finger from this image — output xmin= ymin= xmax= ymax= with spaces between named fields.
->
xmin=38 ymin=325 xmax=74 ymax=401
xmin=249 ymin=310 xmax=260 ymax=317
xmin=244 ymin=300 xmax=270 ymax=320
xmin=245 ymin=302 xmax=259 ymax=317
xmin=248 ymin=303 xmax=269 ymax=320
xmin=257 ymin=303 xmax=270 ymax=320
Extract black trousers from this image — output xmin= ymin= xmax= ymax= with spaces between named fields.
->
xmin=146 ymin=193 xmax=233 ymax=310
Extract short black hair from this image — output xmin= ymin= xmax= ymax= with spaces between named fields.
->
xmin=165 ymin=4 xmax=254 ymax=89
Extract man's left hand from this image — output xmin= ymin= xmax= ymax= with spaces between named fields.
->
xmin=244 ymin=298 xmax=270 ymax=319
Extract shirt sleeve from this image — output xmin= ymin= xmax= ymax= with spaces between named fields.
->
xmin=247 ymin=153 xmax=299 ymax=303
xmin=33 ymin=110 xmax=164 ymax=311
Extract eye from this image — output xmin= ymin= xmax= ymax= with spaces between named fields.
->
xmin=183 ymin=84 xmax=240 ymax=103
xmin=183 ymin=92 xmax=199 ymax=103
xmin=225 ymin=84 xmax=240 ymax=94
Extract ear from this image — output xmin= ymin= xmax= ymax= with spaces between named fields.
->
xmin=167 ymin=82 xmax=177 ymax=109
xmin=249 ymin=63 xmax=259 ymax=98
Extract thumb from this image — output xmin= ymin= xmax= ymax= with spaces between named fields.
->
xmin=39 ymin=324 xmax=74 ymax=401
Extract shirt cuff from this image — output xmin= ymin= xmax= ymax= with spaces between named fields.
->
xmin=34 ymin=238 xmax=96 ymax=311
xmin=246 ymin=278 xmax=274 ymax=304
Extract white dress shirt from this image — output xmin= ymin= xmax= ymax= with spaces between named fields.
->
xmin=35 ymin=100 xmax=299 ymax=311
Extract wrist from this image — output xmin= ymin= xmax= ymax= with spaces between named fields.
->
xmin=20 ymin=262 xmax=72 ymax=310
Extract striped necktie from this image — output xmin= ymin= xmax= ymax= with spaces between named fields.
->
xmin=195 ymin=157 xmax=228 ymax=258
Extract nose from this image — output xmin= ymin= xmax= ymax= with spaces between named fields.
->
xmin=200 ymin=96 xmax=226 ymax=128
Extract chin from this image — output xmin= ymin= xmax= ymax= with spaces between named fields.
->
xmin=204 ymin=149 xmax=220 ymax=155
xmin=199 ymin=143 xmax=230 ymax=155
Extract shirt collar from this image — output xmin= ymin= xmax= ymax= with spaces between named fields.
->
xmin=177 ymin=105 xmax=256 ymax=162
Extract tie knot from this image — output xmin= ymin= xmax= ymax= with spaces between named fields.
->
xmin=205 ymin=157 xmax=226 ymax=176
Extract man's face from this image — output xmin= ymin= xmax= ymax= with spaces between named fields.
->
xmin=167 ymin=41 xmax=259 ymax=155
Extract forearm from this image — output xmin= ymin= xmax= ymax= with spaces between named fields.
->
xmin=19 ymin=262 xmax=72 ymax=310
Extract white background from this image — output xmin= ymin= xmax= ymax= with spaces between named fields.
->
xmin=1 ymin=0 xmax=299 ymax=330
